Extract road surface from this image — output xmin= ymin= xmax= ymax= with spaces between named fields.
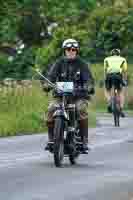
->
xmin=0 ymin=115 xmax=133 ymax=200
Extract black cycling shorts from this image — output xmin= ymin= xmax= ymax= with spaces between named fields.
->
xmin=105 ymin=73 xmax=123 ymax=91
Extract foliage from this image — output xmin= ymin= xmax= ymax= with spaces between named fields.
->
xmin=1 ymin=0 xmax=133 ymax=78
xmin=0 ymin=48 xmax=36 ymax=79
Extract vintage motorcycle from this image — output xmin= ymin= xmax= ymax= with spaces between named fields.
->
xmin=36 ymin=70 xmax=92 ymax=167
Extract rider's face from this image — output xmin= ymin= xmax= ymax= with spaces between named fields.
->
xmin=65 ymin=48 xmax=77 ymax=59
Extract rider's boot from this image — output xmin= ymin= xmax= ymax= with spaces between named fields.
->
xmin=79 ymin=119 xmax=90 ymax=154
xmin=45 ymin=122 xmax=54 ymax=151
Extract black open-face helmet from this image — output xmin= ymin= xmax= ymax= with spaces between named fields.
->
xmin=111 ymin=49 xmax=120 ymax=56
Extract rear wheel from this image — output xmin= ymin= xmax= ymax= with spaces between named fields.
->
xmin=113 ymin=97 xmax=120 ymax=127
xmin=53 ymin=117 xmax=64 ymax=167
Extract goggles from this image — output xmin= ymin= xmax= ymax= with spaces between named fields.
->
xmin=64 ymin=42 xmax=79 ymax=49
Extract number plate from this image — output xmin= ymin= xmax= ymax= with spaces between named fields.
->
xmin=56 ymin=82 xmax=74 ymax=93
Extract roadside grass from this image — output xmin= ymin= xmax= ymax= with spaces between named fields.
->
xmin=0 ymin=81 xmax=49 ymax=137
xmin=0 ymin=81 xmax=96 ymax=137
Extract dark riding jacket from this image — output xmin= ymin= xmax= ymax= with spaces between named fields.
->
xmin=43 ymin=56 xmax=94 ymax=97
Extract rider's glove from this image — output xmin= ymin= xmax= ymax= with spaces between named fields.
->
xmin=88 ymin=87 xmax=95 ymax=95
xmin=42 ymin=83 xmax=52 ymax=92
xmin=83 ymin=83 xmax=95 ymax=95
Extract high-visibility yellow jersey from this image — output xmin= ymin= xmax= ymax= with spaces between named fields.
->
xmin=104 ymin=55 xmax=127 ymax=74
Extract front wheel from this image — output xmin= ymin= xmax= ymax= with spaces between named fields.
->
xmin=53 ymin=117 xmax=64 ymax=167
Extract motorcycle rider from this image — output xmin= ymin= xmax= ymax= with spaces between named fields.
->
xmin=42 ymin=38 xmax=95 ymax=153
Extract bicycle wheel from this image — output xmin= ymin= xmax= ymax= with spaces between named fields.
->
xmin=112 ymin=97 xmax=120 ymax=127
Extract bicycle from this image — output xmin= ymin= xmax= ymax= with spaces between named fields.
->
xmin=110 ymin=82 xmax=121 ymax=127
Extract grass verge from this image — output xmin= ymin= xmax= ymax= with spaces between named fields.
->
xmin=0 ymin=81 xmax=96 ymax=137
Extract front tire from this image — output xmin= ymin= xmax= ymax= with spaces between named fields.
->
xmin=54 ymin=117 xmax=64 ymax=167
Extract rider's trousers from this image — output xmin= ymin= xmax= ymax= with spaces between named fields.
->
xmin=45 ymin=98 xmax=89 ymax=143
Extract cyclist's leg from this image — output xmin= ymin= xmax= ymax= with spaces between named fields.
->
xmin=116 ymin=75 xmax=125 ymax=117
xmin=119 ymin=88 xmax=125 ymax=108
xmin=117 ymin=89 xmax=125 ymax=117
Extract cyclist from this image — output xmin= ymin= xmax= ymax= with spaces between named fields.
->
xmin=104 ymin=49 xmax=128 ymax=117
xmin=41 ymin=38 xmax=95 ymax=153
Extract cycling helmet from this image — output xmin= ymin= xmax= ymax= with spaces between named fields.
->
xmin=111 ymin=49 xmax=120 ymax=56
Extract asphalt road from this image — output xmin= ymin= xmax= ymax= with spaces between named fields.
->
xmin=0 ymin=115 xmax=133 ymax=200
